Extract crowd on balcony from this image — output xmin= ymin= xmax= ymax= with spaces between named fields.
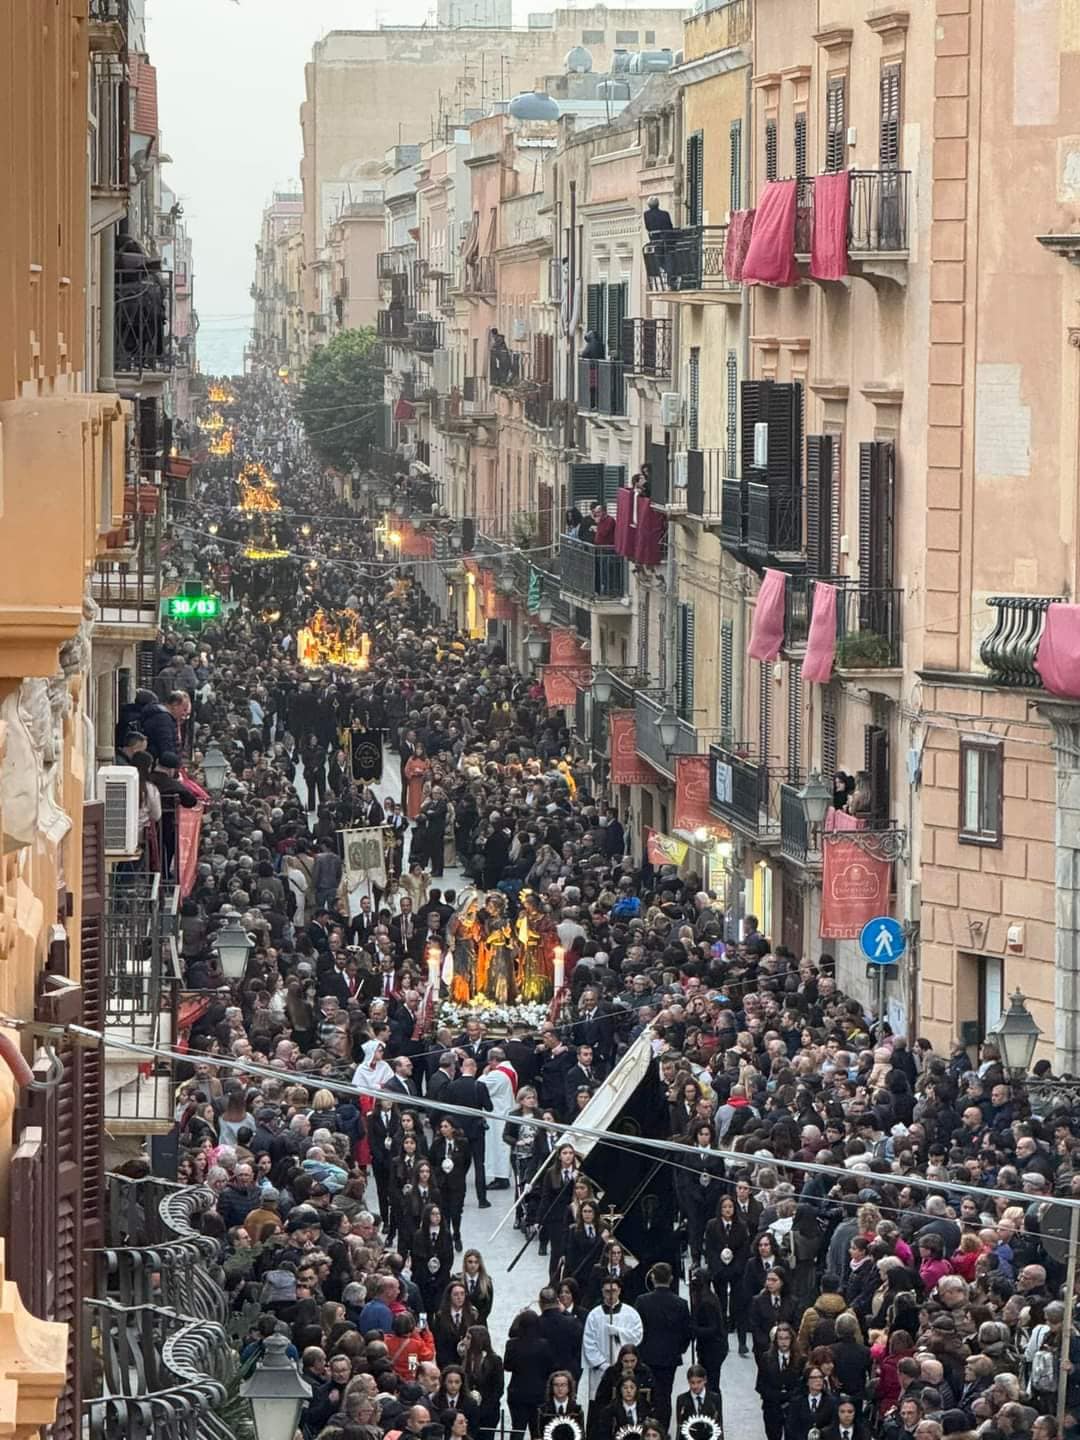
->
xmin=124 ymin=373 xmax=1080 ymax=1440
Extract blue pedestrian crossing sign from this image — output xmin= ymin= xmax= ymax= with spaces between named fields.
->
xmin=859 ymin=915 xmax=906 ymax=966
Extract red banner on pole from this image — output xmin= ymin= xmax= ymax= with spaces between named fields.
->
xmin=542 ymin=665 xmax=578 ymax=707
xmin=549 ymin=628 xmax=591 ymax=687
xmin=819 ymin=838 xmax=892 ymax=939
xmin=609 ymin=709 xmax=662 ymax=786
xmin=673 ymin=755 xmax=711 ymax=831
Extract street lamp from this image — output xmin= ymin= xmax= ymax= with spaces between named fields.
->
xmin=202 ymin=743 xmax=229 ymax=796
xmin=498 ymin=569 xmax=516 ymax=595
xmin=537 ymin=597 xmax=554 ymax=625
xmin=241 ymin=1333 xmax=311 ymax=1440
xmin=657 ymin=705 xmax=680 ymax=750
xmin=215 ymin=917 xmax=254 ymax=982
xmin=591 ymin=669 xmax=613 ymax=704
xmin=989 ymin=989 xmax=1043 ymax=1081
xmin=526 ymin=629 xmax=545 ymax=663
xmin=798 ymin=769 xmax=833 ymax=829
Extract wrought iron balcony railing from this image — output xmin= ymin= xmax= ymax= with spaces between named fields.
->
xmin=462 ymin=254 xmax=496 ymax=296
xmin=634 ymin=690 xmax=698 ymax=778
xmin=644 ymin=224 xmax=737 ymax=293
xmin=849 ymin=169 xmax=910 ymax=254
xmin=708 ymin=745 xmax=787 ymax=842
xmin=780 ymin=781 xmax=811 ymax=865
xmin=409 ymin=316 xmax=444 ymax=352
xmin=490 ymin=347 xmax=525 ymax=387
xmin=116 ymin=267 xmax=172 ymax=374
xmin=524 ymin=381 xmax=554 ymax=429
xmin=623 ymin=317 xmax=672 ymax=378
xmin=577 ymin=358 xmax=626 ymax=416
xmin=783 ymin=576 xmax=902 ymax=669
xmin=719 ymin=477 xmax=802 ymax=566
xmin=980 ymin=595 xmax=1061 ymax=687
xmin=376 ymin=307 xmax=413 ymax=340
xmin=683 ymin=448 xmax=728 ymax=522
xmin=559 ymin=536 xmax=628 ymax=602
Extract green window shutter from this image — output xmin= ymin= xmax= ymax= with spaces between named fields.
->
xmin=569 ymin=462 xmax=606 ymax=508
xmin=826 ymin=75 xmax=847 ymax=173
xmin=879 ymin=64 xmax=902 ymax=169
xmin=677 ymin=602 xmax=695 ymax=721
xmin=765 ymin=118 xmax=778 ymax=182
xmin=586 ymin=283 xmax=605 ymax=341
xmin=741 ymin=379 xmax=765 ymax=480
xmin=605 ymin=282 xmax=627 ymax=358
xmin=720 ymin=620 xmax=734 ymax=743
xmin=858 ymin=439 xmax=896 ymax=591
xmin=805 ymin=434 xmax=834 ymax=579
xmin=726 ymin=351 xmax=738 ymax=471
xmin=687 ymin=131 xmax=704 ymax=226
xmin=688 ymin=348 xmax=701 ymax=451
xmin=602 ymin=465 xmax=626 ymax=505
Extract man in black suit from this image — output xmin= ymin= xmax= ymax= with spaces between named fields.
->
xmin=445 ymin=1056 xmax=493 ymax=1208
xmin=316 ymin=952 xmax=351 ymax=1008
xmin=348 ymin=895 xmax=377 ymax=949
xmin=675 ymin=1366 xmax=724 ymax=1431
xmin=389 ymin=898 xmax=424 ymax=961
xmin=452 ymin=1017 xmax=490 ymax=1068
xmin=634 ymin=1262 xmax=692 ymax=1430
xmin=572 ymin=985 xmax=617 ymax=1065
xmin=307 ymin=908 xmax=333 ymax=955
xmin=538 ymin=1286 xmax=584 ymax=1381
xmin=417 ymin=887 xmax=453 ymax=934
xmin=385 ymin=1056 xmax=419 ymax=1098
xmin=505 ymin=1023 xmax=540 ymax=1090
xmin=821 ymin=1395 xmax=870 ymax=1440
xmin=427 ymin=1051 xmax=456 ymax=1123
xmin=643 ymin=194 xmax=675 ymax=235
xmin=786 ymin=1367 xmax=837 ymax=1440
xmin=563 ymin=1042 xmax=605 ymax=1113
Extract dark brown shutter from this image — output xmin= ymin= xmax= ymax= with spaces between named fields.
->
xmin=858 ymin=439 xmax=896 ymax=591
xmin=765 ymin=118 xmax=778 ymax=182
xmin=720 ymin=621 xmax=734 ymax=742
xmin=586 ymin=283 xmax=605 ymax=341
xmin=729 ymin=119 xmax=742 ymax=210
xmin=864 ymin=724 xmax=890 ymax=824
xmin=758 ymin=659 xmax=771 ymax=761
xmin=741 ymin=379 xmax=765 ymax=480
xmin=805 ymin=434 xmax=834 ymax=578
xmin=879 ymin=64 xmax=902 ymax=169
xmin=80 ymin=800 xmax=106 ymax=1246
xmin=826 ymin=75 xmax=847 ymax=173
xmin=787 ymin=661 xmax=803 ymax=782
xmin=794 ymin=112 xmax=808 ymax=178
xmin=605 ymin=283 xmax=626 ymax=359
xmin=822 ymin=688 xmax=838 ymax=777
xmin=687 ymin=131 xmax=704 ymax=226
xmin=688 ymin=348 xmax=701 ymax=451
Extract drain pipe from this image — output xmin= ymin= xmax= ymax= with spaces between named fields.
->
xmin=100 ymin=226 xmax=116 ymax=390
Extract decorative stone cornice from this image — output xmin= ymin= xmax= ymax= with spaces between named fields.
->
xmin=865 ymin=8 xmax=910 ymax=40
xmin=813 ymin=25 xmax=854 ymax=52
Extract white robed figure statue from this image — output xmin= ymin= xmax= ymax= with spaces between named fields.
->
xmin=479 ymin=1047 xmax=517 ymax=1186
xmin=581 ymin=1278 xmax=643 ymax=1399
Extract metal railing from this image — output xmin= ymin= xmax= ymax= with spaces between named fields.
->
xmin=849 ymin=169 xmax=910 ymax=254
xmin=93 ymin=500 xmax=162 ymax=620
xmin=836 ymin=580 xmax=903 ymax=669
xmin=524 ymin=381 xmax=554 ymax=429
xmin=377 ymin=250 xmax=414 ymax=280
xmin=780 ymin=782 xmax=810 ymax=864
xmin=719 ymin=478 xmax=803 ymax=561
xmin=409 ymin=316 xmax=444 ymax=351
xmin=980 ymin=595 xmax=1061 ymax=688
xmin=463 ymin=254 xmax=496 ymax=295
xmin=634 ymin=690 xmax=698 ymax=778
xmin=623 ymin=318 xmax=672 ymax=377
xmin=708 ymin=745 xmax=787 ymax=841
xmin=560 ymin=537 xmax=628 ymax=602
xmin=577 ymin=358 xmax=626 ymax=416
xmin=490 ymin=347 xmax=526 ymax=387
xmin=91 ymin=56 xmax=128 ymax=191
xmin=644 ymin=224 xmax=737 ymax=293
xmin=684 ymin=448 xmax=727 ymax=522
xmin=377 ymin=307 xmax=413 ymax=339
xmin=90 ymin=0 xmax=130 ymax=20
xmin=115 ymin=266 xmax=172 ymax=373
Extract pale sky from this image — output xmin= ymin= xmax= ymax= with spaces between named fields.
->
xmin=148 ymin=0 xmax=684 ymax=367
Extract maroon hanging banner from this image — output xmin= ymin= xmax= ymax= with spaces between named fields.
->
xmin=819 ymin=838 xmax=892 ymax=940
xmin=673 ymin=755 xmax=712 ymax=832
xmin=609 ymin=710 xmax=662 ymax=786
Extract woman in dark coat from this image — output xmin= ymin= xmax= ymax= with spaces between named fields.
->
xmin=411 ymin=1202 xmax=455 ymax=1316
xmin=704 ymin=1194 xmax=750 ymax=1333
xmin=755 ymin=1322 xmax=802 ymax=1440
xmin=430 ymin=1118 xmax=471 ymax=1248
xmin=674 ymin=1124 xmax=726 ymax=1268
xmin=367 ymin=1100 xmax=402 ymax=1228
xmin=563 ymin=1199 xmax=607 ymax=1287
xmin=463 ymin=1325 xmax=505 ymax=1440
xmin=688 ymin=1268 xmax=729 ymax=1392
xmin=536 ymin=1370 xmax=585 ymax=1439
xmin=504 ymin=1308 xmax=556 ymax=1440
xmin=749 ymin=1268 xmax=799 ymax=1362
xmin=431 ymin=1281 xmax=480 ymax=1368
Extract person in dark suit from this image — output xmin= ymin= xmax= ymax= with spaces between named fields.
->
xmin=430 ymin=1281 xmax=480 ymax=1368
xmin=634 ymin=1262 xmax=692 ymax=1430
xmin=733 ymin=1177 xmax=764 ymax=1237
xmin=348 ymin=897 xmax=378 ymax=948
xmin=563 ymin=1043 xmax=606 ymax=1115
xmin=785 ymin=1363 xmax=837 ymax=1440
xmin=505 ymin=1025 xmax=541 ymax=1089
xmin=453 ymin=1020 xmax=491 ymax=1068
xmin=385 ymin=1056 xmax=420 ymax=1099
xmin=704 ymin=1196 xmax=750 ymax=1337
xmin=538 ymin=1144 xmax=581 ymax=1280
xmin=445 ymin=1057 xmax=494 ymax=1208
xmin=643 ymin=195 xmax=674 ymax=234
xmin=538 ymin=1291 xmax=584 ymax=1382
xmin=819 ymin=1396 xmax=870 ymax=1440
xmin=536 ymin=1369 xmax=585 ymax=1435
xmin=430 ymin=1118 xmax=471 ymax=1248
xmin=599 ymin=1375 xmax=647 ymax=1440
xmin=674 ymin=1126 xmax=726 ymax=1268
xmin=390 ymin=898 xmax=424 ymax=961
xmin=749 ymin=1270 xmax=799 ymax=1362
xmin=427 ymin=1052 xmax=457 ymax=1122
xmin=563 ymin=1200 xmax=607 ymax=1287
xmin=687 ymin=1270 xmax=728 ymax=1392
xmin=572 ymin=986 xmax=617 ymax=1065
xmin=316 ymin=953 xmax=351 ymax=1008
xmin=674 ymin=1366 xmax=724 ymax=1431
xmin=755 ymin=1324 xmax=803 ymax=1440
xmin=410 ymin=1202 xmax=455 ymax=1316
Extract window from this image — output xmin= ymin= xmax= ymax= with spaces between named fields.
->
xmin=615 ymin=29 xmax=638 ymax=43
xmin=720 ymin=620 xmax=734 ymax=741
xmin=960 ymin=739 xmax=1003 ymax=847
xmin=821 ymin=688 xmax=837 ymax=778
xmin=825 ymin=75 xmax=847 ymax=173
xmin=645 ymin=29 xmax=655 ymax=42
xmin=688 ymin=347 xmax=701 ymax=450
xmin=582 ymin=29 xmax=604 ymax=43
xmin=787 ymin=661 xmax=802 ymax=782
xmin=858 ymin=439 xmax=896 ymax=591
xmin=677 ymin=602 xmax=695 ymax=721
xmin=725 ymin=350 xmax=738 ymax=471
xmin=879 ymin=63 xmax=902 ymax=169
xmin=977 ymin=954 xmax=1004 ymax=1039
xmin=729 ymin=119 xmax=742 ymax=211
xmin=794 ymin=112 xmax=807 ymax=178
xmin=765 ymin=118 xmax=778 ymax=182
xmin=806 ymin=434 xmax=838 ymax=579
xmin=686 ymin=130 xmax=704 ymax=226
xmin=758 ymin=660 xmax=771 ymax=762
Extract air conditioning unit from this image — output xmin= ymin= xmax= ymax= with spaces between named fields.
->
xmin=660 ymin=392 xmax=683 ymax=427
xmin=511 ymin=318 xmax=528 ymax=341
xmin=97 ymin=765 xmax=140 ymax=856
xmin=673 ymin=451 xmax=689 ymax=489
xmin=753 ymin=421 xmax=769 ymax=468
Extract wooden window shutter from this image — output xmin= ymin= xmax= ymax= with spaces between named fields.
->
xmin=720 ymin=620 xmax=734 ymax=742
xmin=765 ymin=380 xmax=803 ymax=493
xmin=805 ymin=434 xmax=835 ymax=578
xmin=80 ymin=800 xmax=105 ymax=1246
xmin=758 ymin=659 xmax=771 ymax=761
xmin=879 ymin=63 xmax=902 ymax=170
xmin=602 ymin=465 xmax=626 ymax=505
xmin=787 ymin=661 xmax=803 ymax=782
xmin=729 ymin=119 xmax=742 ymax=210
xmin=765 ymin=118 xmax=778 ymax=182
xmin=687 ymin=131 xmax=704 ymax=226
xmin=570 ymin=462 xmax=605 ymax=508
xmin=829 ymin=434 xmax=842 ymax=573
xmin=864 ymin=723 xmax=891 ymax=824
xmin=858 ymin=439 xmax=896 ymax=591
xmin=638 ymin=587 xmax=651 ymax=676
xmin=794 ymin=112 xmax=808 ymax=178
xmin=677 ymin=602 xmax=695 ymax=720
xmin=826 ymin=75 xmax=847 ymax=173
xmin=688 ymin=348 xmax=701 ymax=451
xmin=821 ymin=687 xmax=838 ymax=777
xmin=726 ymin=351 xmax=738 ymax=471
xmin=740 ymin=379 xmax=765 ymax=480
xmin=586 ymin=282 xmax=605 ymax=340
xmin=605 ymin=282 xmax=627 ymax=358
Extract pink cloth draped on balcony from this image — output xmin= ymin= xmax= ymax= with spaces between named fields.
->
xmin=614 ymin=487 xmax=635 ymax=557
xmin=802 ymin=581 xmax=838 ymax=683
xmin=1035 ymin=603 xmax=1080 ymax=698
xmin=741 ymin=181 xmax=800 ymax=287
xmin=747 ymin=568 xmax=788 ymax=661
xmin=825 ymin=806 xmax=864 ymax=833
xmin=724 ymin=209 xmax=756 ymax=282
xmin=635 ymin=497 xmax=665 ymax=566
xmin=811 ymin=170 xmax=851 ymax=280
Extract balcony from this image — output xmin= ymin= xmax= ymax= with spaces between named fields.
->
xmin=462 ymin=254 xmax=496 ymax=297
xmin=115 ymin=266 xmax=173 ymax=379
xmin=93 ymin=498 xmax=162 ymax=633
xmin=524 ymin=381 xmax=554 ymax=429
xmin=91 ymin=59 xmax=128 ymax=229
xmin=490 ymin=347 xmax=526 ymax=388
xmin=780 ymin=782 xmax=811 ymax=865
xmin=560 ymin=537 xmax=628 ymax=606
xmin=684 ymin=448 xmax=727 ymax=524
xmin=623 ymin=318 xmax=672 ymax=378
xmin=89 ymin=0 xmax=128 ymax=51
xmin=980 ymin=596 xmax=1062 ymax=688
xmin=797 ymin=170 xmax=911 ymax=287
xmin=708 ymin=745 xmax=786 ymax=844
xmin=103 ymin=871 xmax=181 ymax=1132
xmin=410 ymin=316 xmax=444 ymax=352
xmin=644 ymin=224 xmax=739 ymax=297
xmin=377 ymin=307 xmax=413 ymax=340
xmin=634 ymin=690 xmax=698 ymax=779
xmin=719 ymin=477 xmax=802 ymax=569
xmin=578 ymin=358 xmax=627 ymax=417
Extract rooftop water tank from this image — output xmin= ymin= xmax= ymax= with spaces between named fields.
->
xmin=564 ymin=45 xmax=593 ymax=73
xmin=628 ymin=48 xmax=674 ymax=73
xmin=508 ymin=90 xmax=561 ymax=121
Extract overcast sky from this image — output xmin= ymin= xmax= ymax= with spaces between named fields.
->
xmin=148 ymin=0 xmax=683 ymax=368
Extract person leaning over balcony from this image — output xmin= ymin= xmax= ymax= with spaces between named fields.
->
xmin=591 ymin=502 xmax=615 ymax=548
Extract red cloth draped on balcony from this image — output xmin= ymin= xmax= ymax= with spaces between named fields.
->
xmin=802 ymin=581 xmax=838 ymax=683
xmin=614 ymin=487 xmax=634 ymax=555
xmin=615 ymin=488 xmax=665 ymax=565
xmin=1035 ymin=603 xmax=1080 ymax=698
xmin=747 ymin=568 xmax=788 ymax=661
xmin=723 ymin=209 xmax=756 ymax=282
xmin=741 ymin=181 xmax=800 ymax=287
xmin=811 ymin=170 xmax=851 ymax=280
xmin=393 ymin=397 xmax=415 ymax=422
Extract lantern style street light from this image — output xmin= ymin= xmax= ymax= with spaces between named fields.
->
xmin=798 ymin=770 xmax=833 ymax=829
xmin=657 ymin=706 xmax=680 ymax=750
xmin=591 ymin=669 xmax=613 ymax=704
xmin=989 ymin=990 xmax=1042 ymax=1081
xmin=241 ymin=1334 xmax=311 ymax=1440
xmin=202 ymin=743 xmax=229 ymax=796
xmin=215 ymin=918 xmax=253 ymax=981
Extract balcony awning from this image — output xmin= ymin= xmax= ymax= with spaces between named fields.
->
xmin=748 ymin=568 xmax=788 ymax=661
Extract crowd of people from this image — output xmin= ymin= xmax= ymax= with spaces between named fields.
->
xmin=117 ymin=375 xmax=1080 ymax=1440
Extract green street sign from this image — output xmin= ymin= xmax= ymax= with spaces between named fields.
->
xmin=165 ymin=594 xmax=221 ymax=621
